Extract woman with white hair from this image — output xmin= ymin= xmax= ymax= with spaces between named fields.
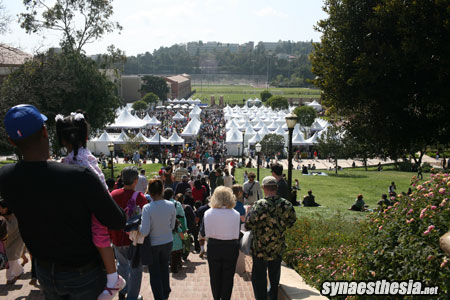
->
xmin=202 ymin=186 xmax=241 ymax=300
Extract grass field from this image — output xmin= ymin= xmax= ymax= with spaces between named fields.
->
xmin=233 ymin=165 xmax=421 ymax=221
xmin=192 ymin=84 xmax=321 ymax=105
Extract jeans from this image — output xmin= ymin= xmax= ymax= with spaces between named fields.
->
xmin=251 ymin=256 xmax=282 ymax=300
xmin=207 ymin=239 xmax=239 ymax=300
xmin=35 ymin=261 xmax=105 ymax=300
xmin=114 ymin=245 xmax=143 ymax=300
xmin=149 ymin=242 xmax=172 ymax=300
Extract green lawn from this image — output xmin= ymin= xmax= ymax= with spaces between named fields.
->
xmin=192 ymin=84 xmax=321 ymax=105
xmin=233 ymin=166 xmax=421 ymax=220
xmin=100 ymin=162 xmax=163 ymax=180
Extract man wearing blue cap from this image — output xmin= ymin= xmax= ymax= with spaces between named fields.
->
xmin=0 ymin=104 xmax=126 ymax=299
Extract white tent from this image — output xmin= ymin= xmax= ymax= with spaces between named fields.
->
xmin=258 ymin=125 xmax=271 ymax=136
xmin=147 ymin=116 xmax=161 ymax=127
xmin=87 ymin=131 xmax=116 ymax=154
xmin=292 ymin=132 xmax=306 ymax=146
xmin=305 ymin=132 xmax=320 ymax=145
xmin=226 ymin=127 xmax=243 ymax=144
xmin=248 ymin=132 xmax=263 ymax=145
xmin=310 ymin=120 xmax=324 ymax=132
xmin=273 ymin=125 xmax=287 ymax=136
xmin=267 ymin=120 xmax=279 ymax=131
xmin=107 ymin=109 xmax=148 ymax=129
xmin=166 ymin=131 xmax=185 ymax=145
xmin=226 ymin=119 xmax=241 ymax=131
xmin=181 ymin=119 xmax=201 ymax=137
xmin=147 ymin=132 xmax=169 ymax=145
xmin=253 ymin=120 xmax=265 ymax=131
xmin=307 ymin=100 xmax=323 ymax=111
xmin=115 ymin=131 xmax=130 ymax=144
xmin=135 ymin=132 xmax=151 ymax=144
xmin=189 ymin=106 xmax=202 ymax=118
xmin=142 ymin=113 xmax=152 ymax=124
xmin=172 ymin=112 xmax=185 ymax=121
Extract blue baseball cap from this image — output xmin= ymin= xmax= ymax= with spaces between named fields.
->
xmin=4 ymin=104 xmax=48 ymax=140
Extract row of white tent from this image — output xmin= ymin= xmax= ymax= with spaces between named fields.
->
xmin=107 ymin=106 xmax=202 ymax=129
xmin=166 ymin=98 xmax=202 ymax=104
xmin=223 ymin=104 xmax=328 ymax=155
xmin=87 ymin=130 xmax=186 ymax=155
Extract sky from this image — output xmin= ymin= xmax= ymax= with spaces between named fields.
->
xmin=2 ymin=0 xmax=327 ymax=56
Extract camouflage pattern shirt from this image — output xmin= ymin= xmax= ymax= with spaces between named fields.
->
xmin=245 ymin=195 xmax=297 ymax=261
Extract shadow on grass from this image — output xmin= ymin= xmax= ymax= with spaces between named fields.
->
xmin=326 ymin=173 xmax=368 ymax=178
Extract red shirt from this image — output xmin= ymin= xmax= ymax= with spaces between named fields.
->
xmin=192 ymin=186 xmax=206 ymax=202
xmin=109 ymin=189 xmax=148 ymax=246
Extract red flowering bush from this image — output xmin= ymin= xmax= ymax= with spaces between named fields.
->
xmin=353 ymin=173 xmax=450 ymax=299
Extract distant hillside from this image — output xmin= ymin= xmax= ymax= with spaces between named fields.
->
xmin=121 ymin=41 xmax=315 ymax=87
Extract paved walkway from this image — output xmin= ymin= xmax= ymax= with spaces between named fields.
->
xmin=0 ymin=252 xmax=255 ymax=300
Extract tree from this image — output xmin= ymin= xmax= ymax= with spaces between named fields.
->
xmin=266 ymin=95 xmax=288 ymax=110
xmin=0 ymin=0 xmax=11 ymax=35
xmin=294 ymin=106 xmax=316 ymax=128
xmin=142 ymin=92 xmax=158 ymax=105
xmin=260 ymin=90 xmax=272 ymax=102
xmin=132 ymin=100 xmax=147 ymax=111
xmin=316 ymin=126 xmax=348 ymax=175
xmin=260 ymin=134 xmax=285 ymax=158
xmin=141 ymin=75 xmax=168 ymax=100
xmin=19 ymin=0 xmax=122 ymax=52
xmin=0 ymin=51 xmax=121 ymax=153
xmin=311 ymin=0 xmax=450 ymax=165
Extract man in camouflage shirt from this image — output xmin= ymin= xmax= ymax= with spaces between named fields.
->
xmin=245 ymin=176 xmax=297 ymax=300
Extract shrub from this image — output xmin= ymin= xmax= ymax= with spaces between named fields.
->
xmin=284 ymin=214 xmax=363 ymax=290
xmin=353 ymin=173 xmax=450 ymax=299
xmin=421 ymin=162 xmax=433 ymax=173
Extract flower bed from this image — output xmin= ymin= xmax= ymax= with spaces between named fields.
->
xmin=284 ymin=173 xmax=450 ymax=299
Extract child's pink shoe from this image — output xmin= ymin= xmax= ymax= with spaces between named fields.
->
xmin=97 ymin=275 xmax=126 ymax=300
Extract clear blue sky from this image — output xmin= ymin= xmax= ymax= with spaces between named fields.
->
xmin=2 ymin=0 xmax=327 ymax=56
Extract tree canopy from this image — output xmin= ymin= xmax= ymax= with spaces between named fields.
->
xmin=266 ymin=95 xmax=289 ymax=110
xmin=294 ymin=106 xmax=316 ymax=128
xmin=132 ymin=100 xmax=147 ymax=111
xmin=260 ymin=133 xmax=285 ymax=157
xmin=19 ymin=0 xmax=121 ymax=52
xmin=140 ymin=75 xmax=168 ymax=100
xmin=0 ymin=51 xmax=121 ymax=152
xmin=311 ymin=0 xmax=450 ymax=164
xmin=142 ymin=92 xmax=159 ymax=105
xmin=260 ymin=90 xmax=272 ymax=102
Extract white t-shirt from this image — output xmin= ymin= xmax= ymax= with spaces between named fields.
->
xmin=135 ymin=175 xmax=148 ymax=193
xmin=204 ymin=208 xmax=240 ymax=240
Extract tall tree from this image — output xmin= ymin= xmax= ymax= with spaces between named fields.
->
xmin=311 ymin=0 xmax=450 ymax=165
xmin=0 ymin=51 xmax=121 ymax=153
xmin=316 ymin=126 xmax=348 ymax=175
xmin=266 ymin=95 xmax=289 ymax=110
xmin=141 ymin=75 xmax=168 ymax=100
xmin=294 ymin=106 xmax=316 ymax=128
xmin=19 ymin=0 xmax=122 ymax=52
xmin=260 ymin=134 xmax=285 ymax=158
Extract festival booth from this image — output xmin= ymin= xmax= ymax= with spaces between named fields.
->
xmin=147 ymin=132 xmax=169 ymax=145
xmin=172 ymin=112 xmax=186 ymax=121
xmin=307 ymin=100 xmax=323 ymax=111
xmin=247 ymin=132 xmax=263 ymax=145
xmin=107 ymin=109 xmax=148 ymax=129
xmin=147 ymin=116 xmax=161 ymax=127
xmin=166 ymin=131 xmax=185 ymax=146
xmin=267 ymin=120 xmax=278 ymax=131
xmin=181 ymin=118 xmax=201 ymax=138
xmin=115 ymin=131 xmax=130 ymax=144
xmin=188 ymin=105 xmax=202 ymax=119
xmin=134 ymin=132 xmax=151 ymax=144
xmin=225 ymin=127 xmax=244 ymax=156
xmin=142 ymin=113 xmax=152 ymax=124
xmin=87 ymin=131 xmax=116 ymax=155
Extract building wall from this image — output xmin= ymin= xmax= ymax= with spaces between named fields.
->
xmin=121 ymin=75 xmax=142 ymax=103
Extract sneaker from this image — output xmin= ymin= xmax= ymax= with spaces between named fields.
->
xmin=97 ymin=275 xmax=126 ymax=300
xmin=29 ymin=278 xmax=38 ymax=286
xmin=199 ymin=250 xmax=206 ymax=258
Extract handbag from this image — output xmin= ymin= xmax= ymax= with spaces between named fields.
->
xmin=239 ymin=231 xmax=253 ymax=256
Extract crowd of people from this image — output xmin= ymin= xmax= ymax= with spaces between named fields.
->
xmin=0 ymin=104 xmax=298 ymax=300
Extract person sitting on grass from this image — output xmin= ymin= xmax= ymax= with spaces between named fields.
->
xmin=377 ymin=194 xmax=392 ymax=207
xmin=350 ymin=194 xmax=368 ymax=211
xmin=302 ymin=190 xmax=321 ymax=207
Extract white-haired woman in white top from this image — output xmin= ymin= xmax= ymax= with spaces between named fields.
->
xmin=202 ymin=186 xmax=240 ymax=300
